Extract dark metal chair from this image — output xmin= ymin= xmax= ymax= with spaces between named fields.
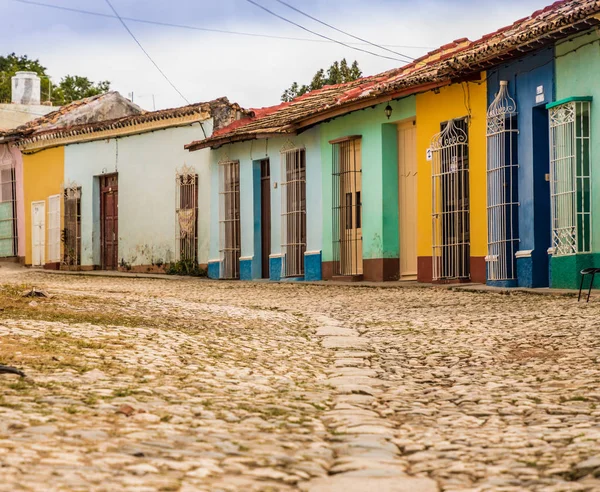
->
xmin=578 ymin=268 xmax=600 ymax=302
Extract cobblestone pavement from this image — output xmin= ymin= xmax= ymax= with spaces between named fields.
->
xmin=0 ymin=268 xmax=600 ymax=491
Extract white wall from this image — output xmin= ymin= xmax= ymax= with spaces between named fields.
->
xmin=64 ymin=120 xmax=213 ymax=267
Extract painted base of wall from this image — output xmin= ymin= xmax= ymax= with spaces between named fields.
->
xmin=417 ymin=256 xmax=486 ymax=283
xmin=516 ymin=253 xmax=549 ymax=288
xmin=43 ymin=262 xmax=60 ymax=270
xmin=487 ymin=279 xmax=518 ymax=288
xmin=305 ymin=251 xmax=322 ymax=281
xmin=240 ymin=257 xmax=253 ymax=281
xmin=323 ymin=258 xmax=399 ymax=282
xmin=269 ymin=255 xmax=282 ymax=281
xmin=0 ymin=256 xmax=24 ymax=264
xmin=550 ymin=253 xmax=600 ymax=289
xmin=208 ymin=260 xmax=220 ymax=279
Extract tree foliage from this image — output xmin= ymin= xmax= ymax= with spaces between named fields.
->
xmin=0 ymin=53 xmax=110 ymax=105
xmin=281 ymin=59 xmax=362 ymax=102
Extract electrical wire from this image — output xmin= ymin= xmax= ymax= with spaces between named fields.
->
xmin=273 ymin=0 xmax=414 ymax=60
xmin=103 ymin=0 xmax=192 ymax=107
xmin=10 ymin=0 xmax=433 ymax=50
xmin=244 ymin=0 xmax=410 ymax=63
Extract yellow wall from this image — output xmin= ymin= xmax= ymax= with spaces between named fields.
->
xmin=23 ymin=147 xmax=64 ymax=265
xmin=416 ymin=75 xmax=488 ymax=259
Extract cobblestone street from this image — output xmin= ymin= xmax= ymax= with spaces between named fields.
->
xmin=1 ymin=268 xmax=600 ymax=491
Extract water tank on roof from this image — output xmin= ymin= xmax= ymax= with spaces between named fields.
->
xmin=11 ymin=71 xmax=41 ymax=105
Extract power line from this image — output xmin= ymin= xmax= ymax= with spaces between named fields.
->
xmin=10 ymin=0 xmax=434 ymax=50
xmin=274 ymin=0 xmax=414 ymax=60
xmin=103 ymin=0 xmax=190 ymax=105
xmin=245 ymin=0 xmax=411 ymax=63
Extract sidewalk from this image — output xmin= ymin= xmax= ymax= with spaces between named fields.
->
xmin=25 ymin=266 xmax=582 ymax=297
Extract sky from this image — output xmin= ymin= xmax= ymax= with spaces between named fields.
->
xmin=2 ymin=0 xmax=553 ymax=111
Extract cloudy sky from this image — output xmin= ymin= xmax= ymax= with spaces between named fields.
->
xmin=3 ymin=0 xmax=551 ymax=110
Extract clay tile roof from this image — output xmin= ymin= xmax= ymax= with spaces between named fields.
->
xmin=186 ymin=0 xmax=600 ymax=151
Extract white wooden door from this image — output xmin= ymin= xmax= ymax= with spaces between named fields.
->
xmin=47 ymin=194 xmax=61 ymax=263
xmin=398 ymin=121 xmax=418 ymax=279
xmin=31 ymin=201 xmax=45 ymax=267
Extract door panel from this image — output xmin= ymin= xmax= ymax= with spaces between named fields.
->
xmin=260 ymin=159 xmax=271 ymax=279
xmin=101 ymin=174 xmax=119 ymax=270
xmin=31 ymin=201 xmax=45 ymax=267
xmin=398 ymin=122 xmax=418 ymax=279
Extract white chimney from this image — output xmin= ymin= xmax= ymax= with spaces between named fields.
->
xmin=11 ymin=71 xmax=41 ymax=105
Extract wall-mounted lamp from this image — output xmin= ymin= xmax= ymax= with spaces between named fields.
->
xmin=384 ymin=104 xmax=393 ymax=120
xmin=433 ymin=87 xmax=441 ymax=95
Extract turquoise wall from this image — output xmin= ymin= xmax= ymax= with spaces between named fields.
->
xmin=552 ymin=30 xmax=600 ymax=288
xmin=319 ymin=97 xmax=416 ymax=262
xmin=207 ymin=128 xmax=322 ymax=279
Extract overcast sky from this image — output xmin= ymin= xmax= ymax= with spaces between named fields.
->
xmin=3 ymin=0 xmax=551 ymax=110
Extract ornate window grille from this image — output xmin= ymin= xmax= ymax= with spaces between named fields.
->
xmin=486 ymin=80 xmax=519 ymax=281
xmin=281 ymin=146 xmax=306 ymax=277
xmin=331 ymin=137 xmax=363 ymax=276
xmin=549 ymin=99 xmax=592 ymax=256
xmin=0 ymin=146 xmax=17 ymax=257
xmin=176 ymin=165 xmax=198 ymax=263
xmin=431 ymin=118 xmax=470 ymax=281
xmin=47 ymin=194 xmax=61 ymax=263
xmin=62 ymin=183 xmax=81 ymax=266
xmin=219 ymin=160 xmax=240 ymax=279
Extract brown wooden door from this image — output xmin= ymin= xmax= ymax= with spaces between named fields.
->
xmin=260 ymin=159 xmax=271 ymax=279
xmin=101 ymin=174 xmax=118 ymax=270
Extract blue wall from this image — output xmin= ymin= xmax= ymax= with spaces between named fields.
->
xmin=487 ymin=48 xmax=555 ymax=288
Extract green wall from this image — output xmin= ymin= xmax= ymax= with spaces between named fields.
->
xmin=553 ymin=30 xmax=600 ymax=288
xmin=319 ymin=97 xmax=416 ymax=262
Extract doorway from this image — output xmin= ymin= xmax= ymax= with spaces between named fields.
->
xmin=219 ymin=160 xmax=241 ymax=279
xmin=31 ymin=201 xmax=45 ymax=267
xmin=260 ymin=159 xmax=271 ymax=279
xmin=397 ymin=120 xmax=418 ymax=280
xmin=100 ymin=174 xmax=119 ymax=270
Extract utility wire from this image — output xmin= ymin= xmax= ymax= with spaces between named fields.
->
xmin=10 ymin=0 xmax=433 ymax=50
xmin=103 ymin=0 xmax=190 ymax=106
xmin=244 ymin=0 xmax=411 ymax=63
xmin=274 ymin=0 xmax=414 ymax=60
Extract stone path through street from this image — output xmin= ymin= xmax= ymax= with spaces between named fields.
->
xmin=0 ymin=267 xmax=599 ymax=491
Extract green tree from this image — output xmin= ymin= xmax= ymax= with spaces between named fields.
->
xmin=281 ymin=58 xmax=362 ymax=102
xmin=51 ymin=75 xmax=111 ymax=105
xmin=0 ymin=53 xmax=111 ymax=105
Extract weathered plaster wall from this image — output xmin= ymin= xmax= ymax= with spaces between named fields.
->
xmin=207 ymin=128 xmax=322 ymax=280
xmin=0 ymin=144 xmax=25 ymax=259
xmin=416 ymin=77 xmax=488 ymax=283
xmin=552 ymin=29 xmax=600 ymax=288
xmin=487 ymin=47 xmax=555 ymax=288
xmin=319 ymin=97 xmax=416 ymax=280
xmin=23 ymin=146 xmax=64 ymax=265
xmin=64 ymin=121 xmax=213 ymax=269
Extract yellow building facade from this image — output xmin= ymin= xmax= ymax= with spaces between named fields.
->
xmin=415 ymin=74 xmax=488 ymax=283
xmin=23 ymin=146 xmax=64 ymax=267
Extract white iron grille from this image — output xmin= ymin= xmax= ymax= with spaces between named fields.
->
xmin=176 ymin=166 xmax=198 ymax=263
xmin=0 ymin=146 xmax=17 ymax=257
xmin=431 ymin=118 xmax=470 ymax=281
xmin=549 ymin=100 xmax=591 ymax=256
xmin=219 ymin=160 xmax=240 ymax=279
xmin=47 ymin=194 xmax=61 ymax=263
xmin=62 ymin=184 xmax=81 ymax=266
xmin=486 ymin=81 xmax=519 ymax=281
xmin=281 ymin=148 xmax=306 ymax=277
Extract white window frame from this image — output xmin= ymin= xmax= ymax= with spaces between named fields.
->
xmin=218 ymin=160 xmax=240 ymax=279
xmin=47 ymin=194 xmax=61 ymax=263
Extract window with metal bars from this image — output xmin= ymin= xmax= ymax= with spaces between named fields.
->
xmin=431 ymin=117 xmax=470 ymax=281
xmin=331 ymin=136 xmax=363 ymax=276
xmin=0 ymin=146 xmax=17 ymax=257
xmin=549 ymin=99 xmax=592 ymax=256
xmin=176 ymin=166 xmax=198 ymax=263
xmin=219 ymin=160 xmax=241 ymax=279
xmin=62 ymin=185 xmax=81 ymax=266
xmin=281 ymin=148 xmax=306 ymax=277
xmin=486 ymin=81 xmax=519 ymax=282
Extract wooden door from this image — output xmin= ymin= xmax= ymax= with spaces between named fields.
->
xmin=398 ymin=121 xmax=418 ymax=279
xmin=101 ymin=174 xmax=119 ymax=270
xmin=340 ymin=139 xmax=363 ymax=275
xmin=31 ymin=201 xmax=45 ymax=267
xmin=260 ymin=159 xmax=271 ymax=279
